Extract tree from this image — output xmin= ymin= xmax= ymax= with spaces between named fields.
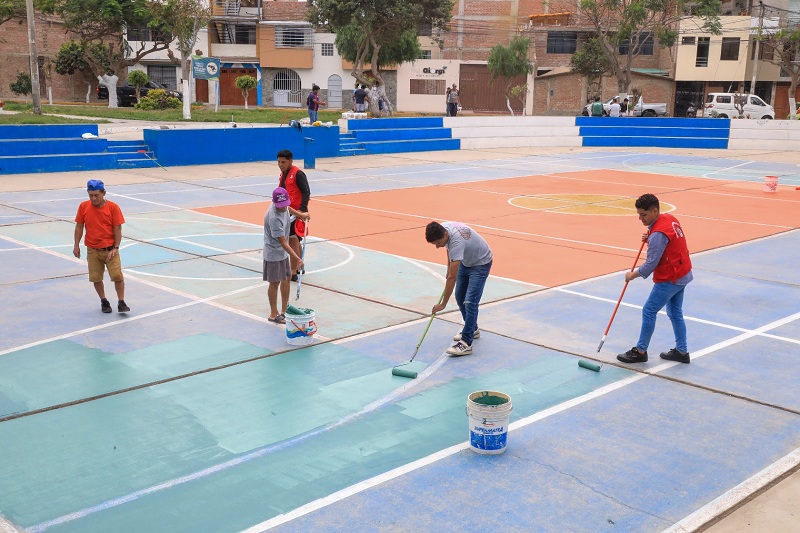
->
xmin=308 ymin=0 xmax=452 ymax=117
xmin=0 ymin=0 xmax=26 ymax=26
xmin=40 ymin=0 xmax=173 ymax=108
xmin=10 ymin=72 xmax=32 ymax=101
xmin=756 ymin=24 xmax=800 ymax=120
xmin=54 ymin=41 xmax=106 ymax=102
xmin=576 ymin=0 xmax=722 ymax=98
xmin=148 ymin=0 xmax=210 ymax=119
xmin=127 ymin=69 xmax=149 ymax=102
xmin=571 ymin=37 xmax=613 ymax=80
xmin=487 ymin=36 xmax=533 ymax=116
xmin=235 ymin=75 xmax=256 ymax=109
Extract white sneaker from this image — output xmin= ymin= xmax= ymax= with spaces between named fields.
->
xmin=446 ymin=341 xmax=472 ymax=356
xmin=453 ymin=329 xmax=480 ymax=342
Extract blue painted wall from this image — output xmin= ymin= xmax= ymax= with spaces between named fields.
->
xmin=143 ymin=126 xmax=340 ymax=166
xmin=1 ymin=138 xmax=108 ymax=157
xmin=0 ymin=124 xmax=98 ymax=140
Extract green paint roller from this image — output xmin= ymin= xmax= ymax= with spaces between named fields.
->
xmin=579 ymin=237 xmax=647 ymax=372
xmin=392 ymin=289 xmax=445 ymax=379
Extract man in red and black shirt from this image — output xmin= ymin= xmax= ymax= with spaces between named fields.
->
xmin=277 ymin=149 xmax=311 ymax=281
xmin=617 ymin=193 xmax=693 ymax=365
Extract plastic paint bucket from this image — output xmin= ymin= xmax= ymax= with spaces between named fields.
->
xmin=466 ymin=390 xmax=512 ymax=455
xmin=764 ymin=175 xmax=778 ymax=193
xmin=285 ymin=308 xmax=317 ymax=346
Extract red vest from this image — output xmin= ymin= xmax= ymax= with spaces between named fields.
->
xmin=651 ymin=213 xmax=691 ymax=283
xmin=280 ymin=165 xmax=306 ymax=236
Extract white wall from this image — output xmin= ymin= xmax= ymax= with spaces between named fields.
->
xmin=396 ymin=59 xmax=463 ymax=113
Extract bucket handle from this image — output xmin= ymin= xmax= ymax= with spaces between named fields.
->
xmin=289 ymin=318 xmax=317 ymax=337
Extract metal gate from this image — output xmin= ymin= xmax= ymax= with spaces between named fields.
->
xmin=458 ymin=64 xmax=525 ymax=113
xmin=327 ymin=74 xmax=342 ymax=109
xmin=273 ymin=69 xmax=302 ymax=107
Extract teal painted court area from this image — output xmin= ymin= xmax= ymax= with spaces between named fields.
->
xmin=1 ymin=148 xmax=799 ymax=532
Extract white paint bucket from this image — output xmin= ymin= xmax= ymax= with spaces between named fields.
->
xmin=285 ymin=308 xmax=317 ymax=346
xmin=764 ymin=175 xmax=778 ymax=193
xmin=466 ymin=390 xmax=512 ymax=455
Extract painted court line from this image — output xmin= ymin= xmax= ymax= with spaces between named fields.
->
xmin=26 ymin=352 xmax=453 ymax=533
xmin=661 ymin=446 xmax=800 ymax=533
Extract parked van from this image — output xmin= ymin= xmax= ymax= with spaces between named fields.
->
xmin=703 ymin=93 xmax=775 ymax=119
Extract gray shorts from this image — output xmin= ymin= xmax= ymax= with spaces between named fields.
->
xmin=263 ymin=257 xmax=291 ymax=282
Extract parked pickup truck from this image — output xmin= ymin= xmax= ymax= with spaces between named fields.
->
xmin=97 ymin=80 xmax=182 ymax=107
xmin=582 ymin=96 xmax=668 ymax=117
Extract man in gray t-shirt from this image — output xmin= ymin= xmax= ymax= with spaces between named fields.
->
xmin=425 ymin=221 xmax=493 ymax=356
xmin=263 ymin=187 xmax=304 ymax=324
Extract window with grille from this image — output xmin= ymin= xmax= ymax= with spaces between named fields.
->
xmin=275 ymin=27 xmax=312 ymax=48
xmin=321 ymin=43 xmax=334 ymax=56
xmin=147 ymin=65 xmax=178 ymax=91
xmin=619 ymin=33 xmax=653 ymax=55
xmin=546 ymin=32 xmax=577 ymax=54
xmin=127 ymin=27 xmax=167 ymax=42
xmin=419 ymin=50 xmax=432 ymax=60
xmin=682 ymin=36 xmax=696 ymax=45
xmin=720 ymin=37 xmax=740 ymax=61
xmin=696 ymin=37 xmax=710 ymax=67
xmin=235 ymin=25 xmax=256 ymax=45
xmin=410 ymin=79 xmax=445 ymax=95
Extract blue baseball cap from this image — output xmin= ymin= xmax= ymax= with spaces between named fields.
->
xmin=87 ymin=179 xmax=105 ymax=191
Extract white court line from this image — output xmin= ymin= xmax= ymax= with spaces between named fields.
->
xmin=556 ymin=288 xmax=800 ymax=346
xmin=313 ymin=198 xmax=639 ymax=253
xmin=661 ymin=446 xmax=800 ymax=533
xmin=113 ymin=193 xmax=182 ymax=209
xmin=245 ymin=310 xmax=800 ymax=532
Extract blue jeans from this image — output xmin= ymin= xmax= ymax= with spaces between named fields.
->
xmin=637 ymin=282 xmax=688 ymax=353
xmin=308 ymin=109 xmax=318 ymax=122
xmin=455 ymin=260 xmax=492 ymax=345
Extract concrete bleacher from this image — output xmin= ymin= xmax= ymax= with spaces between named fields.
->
xmin=728 ymin=119 xmax=800 ymax=150
xmin=443 ymin=116 xmax=582 ymax=149
xmin=577 ymin=117 xmax=730 ymax=148
xmin=341 ymin=117 xmax=460 ymax=155
xmin=0 ymin=125 xmax=158 ymax=174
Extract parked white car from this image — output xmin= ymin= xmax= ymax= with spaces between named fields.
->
xmin=582 ymin=96 xmax=668 ymax=117
xmin=703 ymin=93 xmax=774 ymax=119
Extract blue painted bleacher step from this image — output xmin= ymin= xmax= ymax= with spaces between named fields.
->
xmin=577 ymin=117 xmax=729 ymax=149
xmin=342 ymin=117 xmax=460 ymax=155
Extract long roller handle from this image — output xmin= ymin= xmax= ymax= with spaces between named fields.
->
xmin=409 ymin=289 xmax=446 ymax=362
xmin=596 ymin=237 xmax=647 ymax=353
xmin=295 ymin=219 xmax=309 ymax=301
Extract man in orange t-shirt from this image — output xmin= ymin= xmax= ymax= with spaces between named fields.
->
xmin=73 ymin=179 xmax=130 ymax=314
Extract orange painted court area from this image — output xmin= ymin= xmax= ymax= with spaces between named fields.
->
xmin=197 ymin=169 xmax=798 ymax=287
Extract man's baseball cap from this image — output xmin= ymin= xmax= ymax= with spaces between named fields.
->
xmin=272 ymin=187 xmax=291 ymax=207
xmin=87 ymin=179 xmax=105 ymax=191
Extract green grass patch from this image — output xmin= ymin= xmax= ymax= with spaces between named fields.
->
xmin=1 ymin=101 xmax=439 ymax=123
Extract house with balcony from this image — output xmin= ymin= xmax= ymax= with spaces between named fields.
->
xmin=673 ymin=14 xmax=782 ymax=117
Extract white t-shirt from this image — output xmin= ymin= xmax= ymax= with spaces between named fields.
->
xmin=609 ymin=103 xmax=621 ymax=117
xmin=442 ymin=222 xmax=492 ymax=267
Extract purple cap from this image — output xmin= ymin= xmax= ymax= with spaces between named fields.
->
xmin=272 ymin=187 xmax=291 ymax=208
xmin=87 ymin=179 xmax=105 ymax=191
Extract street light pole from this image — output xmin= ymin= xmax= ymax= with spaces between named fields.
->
xmin=25 ymin=0 xmax=42 ymax=114
xmin=750 ymin=1 xmax=765 ymax=94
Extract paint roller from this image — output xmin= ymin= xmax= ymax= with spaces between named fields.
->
xmin=579 ymin=237 xmax=647 ymax=372
xmin=295 ymin=218 xmax=309 ymax=301
xmin=136 ymin=150 xmax=167 ymax=171
xmin=391 ymin=290 xmax=445 ymax=379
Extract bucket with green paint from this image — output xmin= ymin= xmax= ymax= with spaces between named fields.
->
xmin=285 ymin=306 xmax=317 ymax=346
xmin=466 ymin=390 xmax=512 ymax=455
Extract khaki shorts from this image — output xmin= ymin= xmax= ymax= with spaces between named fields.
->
xmin=87 ymin=248 xmax=124 ymax=283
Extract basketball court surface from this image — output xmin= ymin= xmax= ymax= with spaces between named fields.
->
xmin=1 ymin=144 xmax=799 ymax=532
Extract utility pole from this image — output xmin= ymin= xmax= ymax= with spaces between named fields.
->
xmin=750 ymin=1 xmax=765 ymax=94
xmin=25 ymin=0 xmax=42 ymax=114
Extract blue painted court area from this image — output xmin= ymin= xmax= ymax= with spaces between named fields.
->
xmin=0 ymin=149 xmax=799 ymax=532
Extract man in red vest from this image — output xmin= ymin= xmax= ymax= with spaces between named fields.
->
xmin=617 ymin=193 xmax=693 ymax=364
xmin=277 ymin=149 xmax=311 ymax=281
